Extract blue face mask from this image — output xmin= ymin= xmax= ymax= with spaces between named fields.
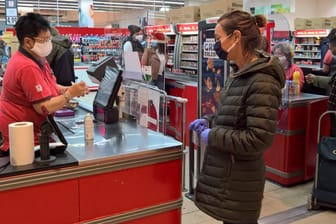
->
xmin=214 ymin=41 xmax=228 ymax=60
xmin=151 ymin=41 xmax=158 ymax=48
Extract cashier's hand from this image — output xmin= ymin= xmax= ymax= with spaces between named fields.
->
xmin=305 ymin=74 xmax=315 ymax=84
xmin=67 ymin=81 xmax=90 ymax=98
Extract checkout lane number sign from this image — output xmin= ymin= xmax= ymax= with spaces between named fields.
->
xmin=5 ymin=0 xmax=18 ymax=26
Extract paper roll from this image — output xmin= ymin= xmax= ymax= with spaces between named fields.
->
xmin=9 ymin=122 xmax=34 ymax=166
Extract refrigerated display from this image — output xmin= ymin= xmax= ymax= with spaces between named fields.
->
xmin=293 ymin=29 xmax=329 ymax=69
xmin=144 ymin=24 xmax=177 ymax=71
xmin=175 ymin=23 xmax=199 ymax=76
xmin=198 ymin=18 xmax=230 ymax=118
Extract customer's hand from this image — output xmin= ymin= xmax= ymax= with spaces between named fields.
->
xmin=67 ymin=81 xmax=90 ymax=98
xmin=200 ymin=128 xmax=210 ymax=146
xmin=305 ymin=74 xmax=315 ymax=84
xmin=189 ymin=119 xmax=208 ymax=134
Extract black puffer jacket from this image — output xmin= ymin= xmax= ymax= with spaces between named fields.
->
xmin=195 ymin=52 xmax=286 ymax=223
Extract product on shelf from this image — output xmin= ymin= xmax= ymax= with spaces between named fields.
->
xmin=293 ymin=29 xmax=329 ymax=69
xmin=175 ymin=23 xmax=199 ymax=76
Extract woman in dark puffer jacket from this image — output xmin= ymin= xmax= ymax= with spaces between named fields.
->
xmin=189 ymin=10 xmax=286 ymax=224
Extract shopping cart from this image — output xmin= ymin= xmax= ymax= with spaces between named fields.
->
xmin=185 ymin=128 xmax=207 ymax=200
xmin=308 ymin=110 xmax=336 ymax=210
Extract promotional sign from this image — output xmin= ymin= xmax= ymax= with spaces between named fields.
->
xmin=5 ymin=0 xmax=17 ymax=26
xmin=144 ymin=24 xmax=175 ymax=35
xmin=293 ymin=29 xmax=329 ymax=37
xmin=176 ymin=23 xmax=198 ymax=34
xmin=79 ymin=0 xmax=94 ymax=27
xmin=198 ymin=19 xmax=228 ymax=118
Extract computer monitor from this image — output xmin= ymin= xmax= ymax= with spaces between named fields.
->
xmin=86 ymin=56 xmax=118 ymax=82
xmin=93 ymin=66 xmax=123 ymax=123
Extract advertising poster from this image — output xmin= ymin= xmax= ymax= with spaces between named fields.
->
xmin=79 ymin=0 xmax=94 ymax=27
xmin=138 ymin=87 xmax=160 ymax=132
xmin=199 ymin=27 xmax=226 ymax=117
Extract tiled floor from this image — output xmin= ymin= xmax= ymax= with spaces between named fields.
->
xmin=181 ymin=180 xmax=336 ymax=224
xmin=181 ymin=149 xmax=336 ymax=224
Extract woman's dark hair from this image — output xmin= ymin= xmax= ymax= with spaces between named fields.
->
xmin=217 ymin=10 xmax=262 ymax=56
xmin=14 ymin=13 xmax=51 ymax=45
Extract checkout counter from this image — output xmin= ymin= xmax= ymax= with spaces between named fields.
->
xmin=264 ymin=93 xmax=329 ymax=186
xmin=0 ymin=96 xmax=183 ymax=224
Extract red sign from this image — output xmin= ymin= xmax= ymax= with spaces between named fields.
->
xmin=176 ymin=23 xmax=198 ymax=33
xmin=206 ymin=17 xmax=219 ymax=24
xmin=294 ymin=29 xmax=329 ymax=37
xmin=145 ymin=25 xmax=174 ymax=34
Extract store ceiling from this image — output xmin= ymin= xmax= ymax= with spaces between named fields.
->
xmin=0 ymin=0 xmax=185 ymax=13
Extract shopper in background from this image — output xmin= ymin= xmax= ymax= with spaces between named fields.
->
xmin=189 ymin=10 xmax=285 ymax=224
xmin=0 ymin=13 xmax=89 ymax=155
xmin=320 ymin=36 xmax=330 ymax=68
xmin=305 ymin=28 xmax=336 ymax=137
xmin=308 ymin=29 xmax=336 ymax=76
xmin=122 ymin=24 xmax=144 ymax=64
xmin=46 ymin=27 xmax=76 ymax=86
xmin=0 ymin=40 xmax=6 ymax=59
xmin=141 ymin=31 xmax=167 ymax=90
xmin=0 ymin=40 xmax=6 ymax=76
xmin=273 ymin=42 xmax=305 ymax=90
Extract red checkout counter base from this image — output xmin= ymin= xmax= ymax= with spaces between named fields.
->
xmin=0 ymin=120 xmax=183 ymax=224
xmin=264 ymin=93 xmax=329 ymax=186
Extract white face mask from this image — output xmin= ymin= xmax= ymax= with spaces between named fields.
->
xmin=277 ymin=55 xmax=289 ymax=69
xmin=31 ymin=40 xmax=53 ymax=57
xmin=135 ymin=35 xmax=143 ymax=42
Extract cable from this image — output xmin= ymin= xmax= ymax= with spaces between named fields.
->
xmin=0 ymin=161 xmax=10 ymax=173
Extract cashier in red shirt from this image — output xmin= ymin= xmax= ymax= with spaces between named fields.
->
xmin=0 ymin=13 xmax=89 ymax=155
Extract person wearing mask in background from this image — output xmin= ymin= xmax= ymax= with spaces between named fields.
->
xmin=273 ymin=42 xmax=305 ymax=90
xmin=306 ymin=28 xmax=336 ymax=137
xmin=122 ymin=24 xmax=144 ymax=64
xmin=0 ymin=13 xmax=89 ymax=156
xmin=46 ymin=27 xmax=76 ymax=86
xmin=189 ymin=10 xmax=285 ymax=224
xmin=141 ymin=31 xmax=167 ymax=90
xmin=308 ymin=29 xmax=336 ymax=77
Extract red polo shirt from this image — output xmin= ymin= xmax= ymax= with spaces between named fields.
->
xmin=0 ymin=49 xmax=59 ymax=151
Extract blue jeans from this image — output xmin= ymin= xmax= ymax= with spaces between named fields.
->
xmin=151 ymin=74 xmax=164 ymax=90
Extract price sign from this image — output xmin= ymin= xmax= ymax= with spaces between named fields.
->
xmin=5 ymin=0 xmax=18 ymax=26
xmin=6 ymin=16 xmax=17 ymax=25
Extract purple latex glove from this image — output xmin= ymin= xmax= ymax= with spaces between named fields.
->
xmin=200 ymin=128 xmax=210 ymax=146
xmin=189 ymin=119 xmax=208 ymax=134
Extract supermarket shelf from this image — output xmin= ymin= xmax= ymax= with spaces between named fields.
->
xmin=181 ymin=58 xmax=197 ymax=61
xmin=180 ymin=66 xmax=197 ymax=70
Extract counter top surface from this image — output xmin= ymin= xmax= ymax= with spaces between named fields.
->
xmin=58 ymin=117 xmax=182 ymax=165
xmin=165 ymin=71 xmax=198 ymax=85
xmin=289 ymin=93 xmax=328 ymax=101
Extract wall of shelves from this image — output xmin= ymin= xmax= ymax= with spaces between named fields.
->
xmin=175 ymin=23 xmax=198 ymax=76
xmin=166 ymin=34 xmax=177 ymax=71
xmin=293 ymin=29 xmax=329 ymax=69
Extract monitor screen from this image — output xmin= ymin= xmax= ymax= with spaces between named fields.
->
xmin=93 ymin=66 xmax=123 ymax=109
xmin=86 ymin=56 xmax=118 ymax=82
